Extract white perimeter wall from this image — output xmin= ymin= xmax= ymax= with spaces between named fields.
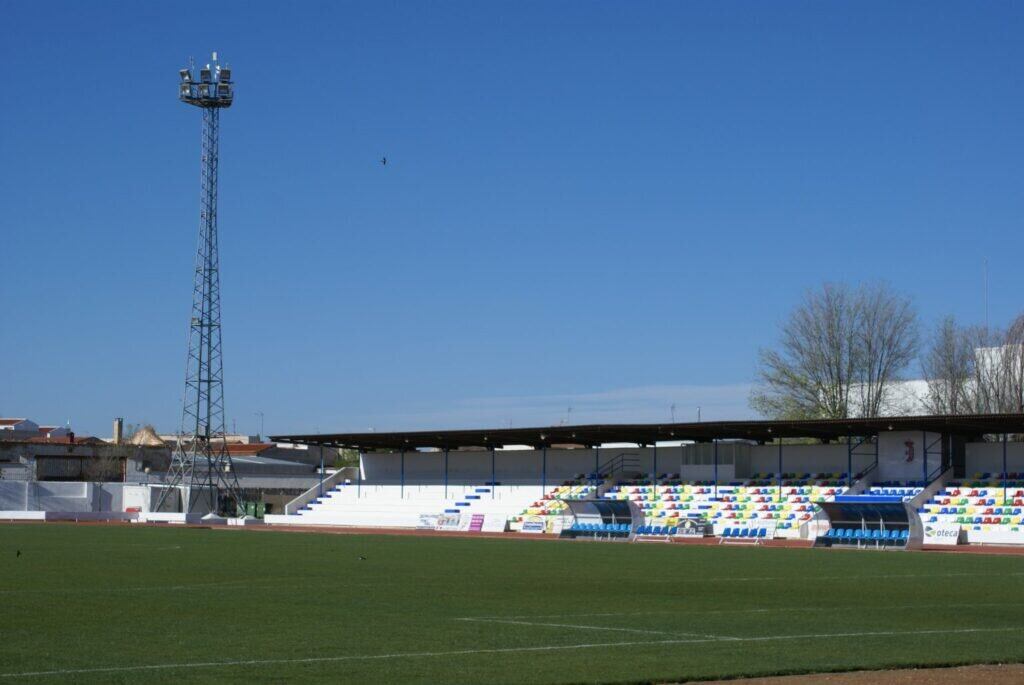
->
xmin=966 ymin=441 xmax=1024 ymax=474
xmin=358 ymin=439 xmax=1024 ymax=486
xmin=749 ymin=444 xmax=851 ymax=475
xmin=361 ymin=447 xmax=674 ymax=485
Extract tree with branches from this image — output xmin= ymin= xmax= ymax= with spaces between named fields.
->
xmin=751 ymin=282 xmax=919 ymax=419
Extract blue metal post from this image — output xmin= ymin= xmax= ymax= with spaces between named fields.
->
xmin=847 ymin=436 xmax=852 ymax=489
xmin=491 ymin=447 xmax=496 ymax=499
xmin=713 ymin=439 xmax=719 ymax=498
xmin=652 ymin=443 xmax=658 ymax=488
xmin=923 ymin=430 xmax=927 ymax=484
xmin=443 ymin=447 xmax=449 ymax=499
xmin=357 ymin=452 xmax=361 ymax=499
xmin=778 ymin=439 xmax=783 ymax=503
xmin=594 ymin=446 xmax=599 ymax=486
xmin=1003 ymin=433 xmax=1008 ymax=503
xmin=400 ymin=449 xmax=405 ymax=499
xmin=541 ymin=446 xmax=547 ymax=495
xmin=318 ymin=445 xmax=324 ymax=498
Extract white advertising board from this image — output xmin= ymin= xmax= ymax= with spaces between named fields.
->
xmin=965 ymin=527 xmax=1024 ymax=545
xmin=481 ymin=514 xmax=507 ymax=533
xmin=922 ymin=522 xmax=962 ymax=546
xmin=520 ymin=516 xmax=547 ymax=533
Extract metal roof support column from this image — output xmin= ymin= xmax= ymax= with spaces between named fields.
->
xmin=319 ymin=445 xmax=325 ymax=498
xmin=1003 ymin=432 xmax=1008 ymax=504
xmin=923 ymin=430 xmax=928 ymax=484
xmin=713 ymin=439 xmax=718 ymax=499
xmin=491 ymin=447 xmax=496 ymax=499
xmin=541 ymin=446 xmax=547 ymax=496
xmin=444 ymin=447 xmax=449 ymax=500
xmin=357 ymin=453 xmax=361 ymax=499
xmin=846 ymin=436 xmax=853 ymax=489
xmin=593 ymin=446 xmax=599 ymax=487
xmin=777 ymin=439 xmax=783 ymax=503
xmin=400 ymin=449 xmax=405 ymax=500
xmin=652 ymin=443 xmax=658 ymax=489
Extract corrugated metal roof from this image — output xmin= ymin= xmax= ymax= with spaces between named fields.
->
xmin=272 ymin=413 xmax=1024 ymax=451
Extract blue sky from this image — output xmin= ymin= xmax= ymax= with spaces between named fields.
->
xmin=2 ymin=2 xmax=1022 ymax=437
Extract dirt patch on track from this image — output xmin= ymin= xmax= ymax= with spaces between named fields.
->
xmin=683 ymin=663 xmax=1024 ymax=684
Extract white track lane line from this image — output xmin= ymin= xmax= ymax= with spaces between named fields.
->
xmin=1 ymin=626 xmax=1019 ymax=679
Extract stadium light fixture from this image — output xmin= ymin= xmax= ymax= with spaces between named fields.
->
xmin=200 ymin=66 xmax=212 ymax=82
xmin=219 ymin=66 xmax=231 ymax=82
xmin=179 ymin=68 xmax=192 ymax=82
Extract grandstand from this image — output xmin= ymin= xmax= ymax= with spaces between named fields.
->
xmin=266 ymin=413 xmax=1024 ymax=549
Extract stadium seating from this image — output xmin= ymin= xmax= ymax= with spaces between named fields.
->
xmin=291 ymin=481 xmax=554 ymax=529
xmin=867 ymin=484 xmax=924 ymax=501
xmin=508 ymin=482 xmax=599 ymax=531
xmin=918 ymin=476 xmax=1024 ymax=542
xmin=567 ymin=521 xmax=631 ymax=538
xmin=603 ymin=473 xmax=850 ymax=539
xmin=819 ymin=526 xmax=908 ymax=548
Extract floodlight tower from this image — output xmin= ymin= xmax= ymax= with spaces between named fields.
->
xmin=158 ymin=52 xmax=242 ymax=514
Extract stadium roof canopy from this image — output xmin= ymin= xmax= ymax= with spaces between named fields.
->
xmin=272 ymin=413 xmax=1024 ymax=451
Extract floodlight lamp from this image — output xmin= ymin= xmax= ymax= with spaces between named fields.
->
xmin=217 ymin=82 xmax=231 ymax=97
xmin=179 ymin=68 xmax=192 ymax=83
xmin=219 ymin=67 xmax=231 ymax=82
xmin=198 ymin=83 xmax=210 ymax=97
xmin=179 ymin=83 xmax=192 ymax=98
xmin=200 ymin=66 xmax=212 ymax=83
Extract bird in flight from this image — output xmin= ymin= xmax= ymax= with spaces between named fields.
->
xmin=16 ymin=550 xmax=21 ymax=558
xmin=380 ymin=156 xmax=387 ymax=166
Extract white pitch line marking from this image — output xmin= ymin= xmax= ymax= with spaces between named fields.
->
xmin=1 ymin=626 xmax=1019 ymax=679
xmin=455 ymin=617 xmax=720 ymax=639
xmin=468 ymin=600 xmax=1024 ymax=621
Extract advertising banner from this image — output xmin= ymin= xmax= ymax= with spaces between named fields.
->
xmin=435 ymin=513 xmax=462 ymax=531
xmin=675 ymin=519 xmax=712 ymax=538
xmin=520 ymin=516 xmax=547 ymax=533
xmin=923 ymin=522 xmax=962 ymax=546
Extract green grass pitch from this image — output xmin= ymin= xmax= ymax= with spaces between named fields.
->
xmin=1 ymin=524 xmax=1023 ymax=683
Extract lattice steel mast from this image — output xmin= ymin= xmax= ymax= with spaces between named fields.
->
xmin=157 ymin=52 xmax=242 ymax=514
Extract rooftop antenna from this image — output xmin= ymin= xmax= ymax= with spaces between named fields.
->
xmin=670 ymin=403 xmax=676 ymax=423
xmin=984 ymin=257 xmax=989 ymax=331
xmin=156 ymin=51 xmax=240 ymax=516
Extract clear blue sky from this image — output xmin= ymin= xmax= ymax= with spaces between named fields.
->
xmin=2 ymin=2 xmax=1022 ymax=437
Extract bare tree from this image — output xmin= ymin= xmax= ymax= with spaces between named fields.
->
xmin=1003 ymin=315 xmax=1024 ymax=413
xmin=751 ymin=282 xmax=918 ymax=419
xmin=921 ymin=313 xmax=1024 ymax=415
xmin=854 ymin=283 xmax=920 ymax=416
xmin=922 ymin=317 xmax=973 ymax=414
xmin=82 ymin=447 xmax=125 ymax=482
